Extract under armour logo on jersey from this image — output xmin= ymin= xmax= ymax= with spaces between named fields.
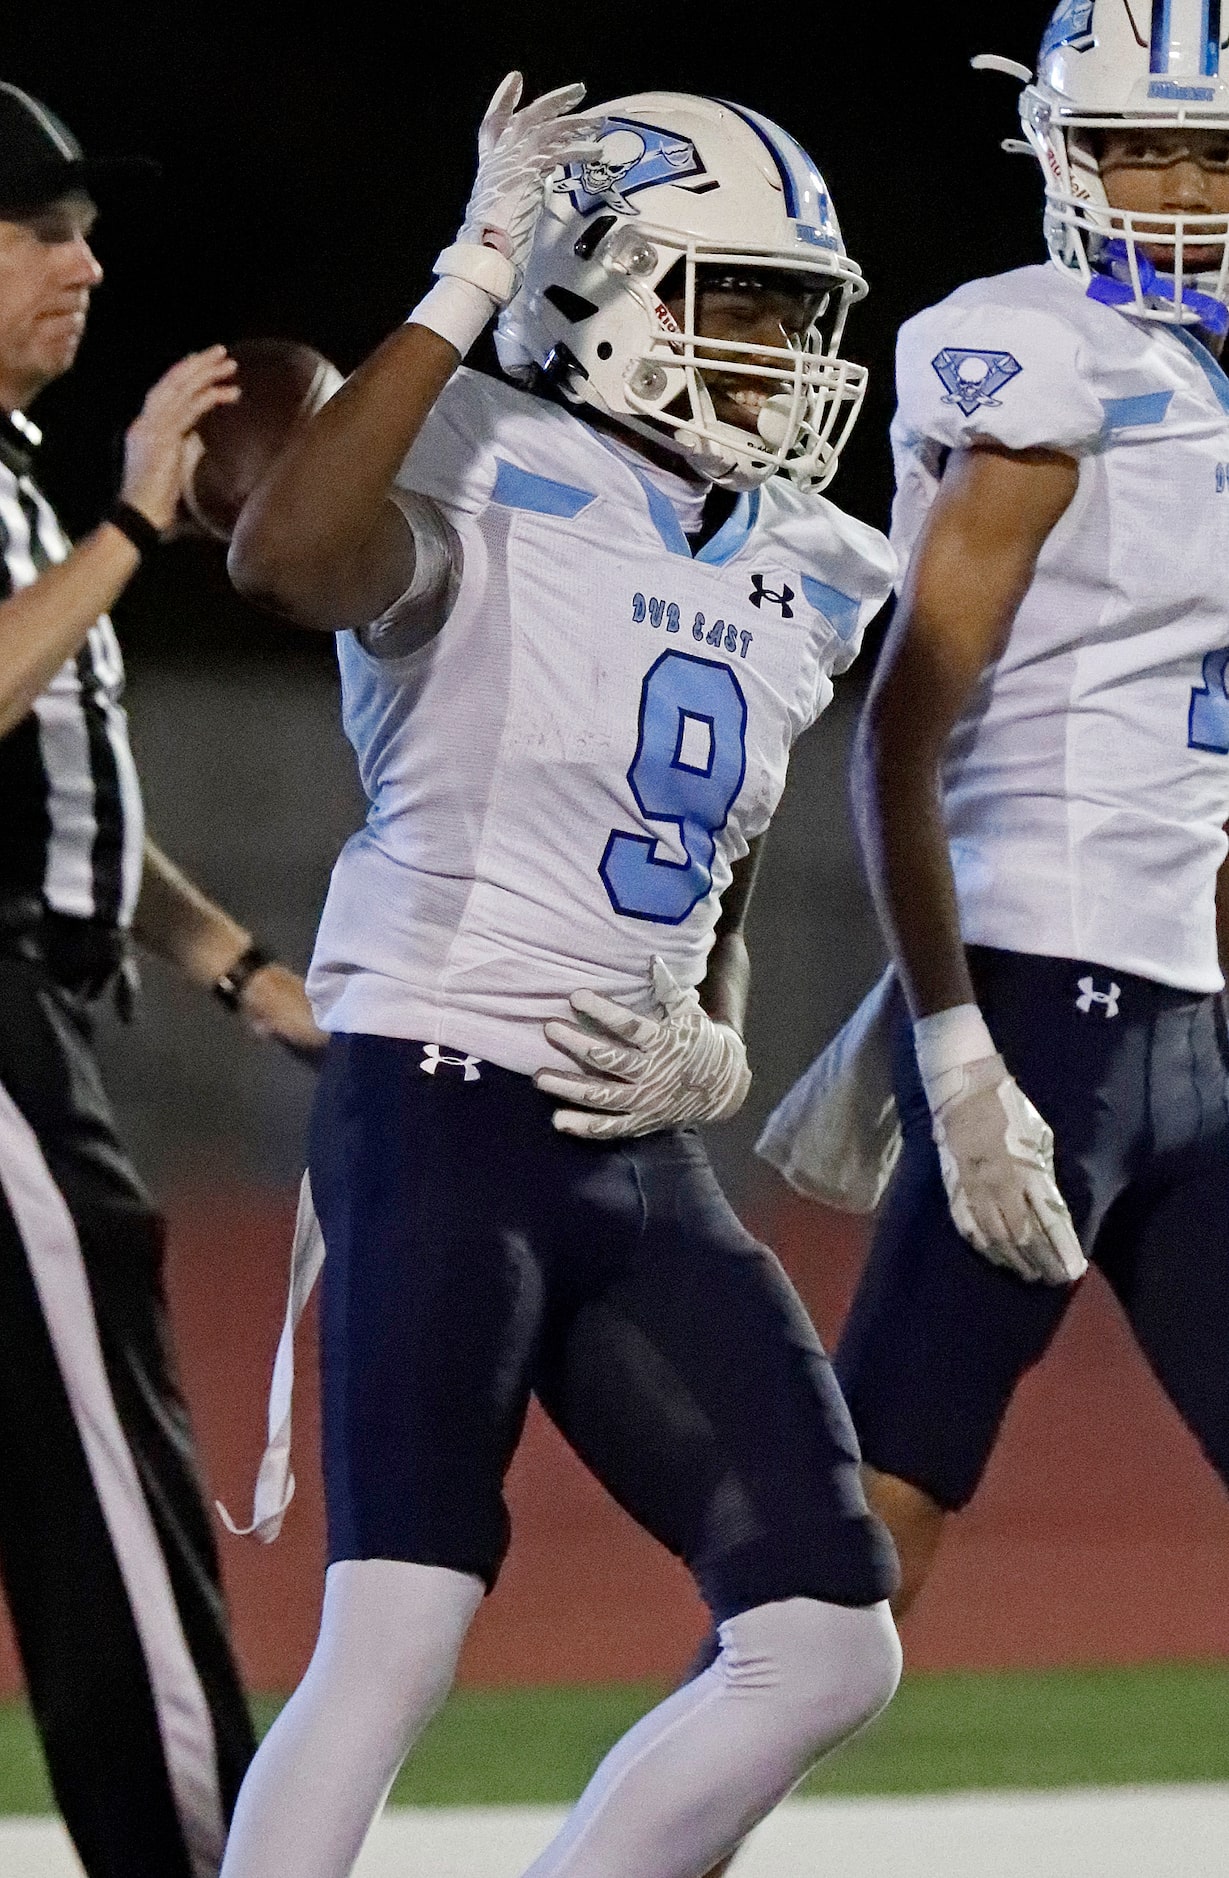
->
xmin=932 ymin=348 xmax=1023 ymax=416
xmin=419 ymin=1045 xmax=483 ymax=1080
xmin=749 ymin=575 xmax=795 ymax=617
xmin=556 ymin=118 xmax=705 ymax=218
xmin=1076 ymin=977 xmax=1121 ymax=1018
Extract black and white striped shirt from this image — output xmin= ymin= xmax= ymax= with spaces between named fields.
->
xmin=0 ymin=412 xmax=143 ymax=930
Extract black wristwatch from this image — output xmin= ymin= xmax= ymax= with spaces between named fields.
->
xmin=214 ymin=942 xmax=274 ymax=1012
xmin=107 ymin=500 xmax=165 ymax=558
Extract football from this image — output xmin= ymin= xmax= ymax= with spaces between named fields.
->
xmin=182 ymin=336 xmax=342 ymax=541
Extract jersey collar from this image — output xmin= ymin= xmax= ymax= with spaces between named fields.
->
xmin=695 ymin=489 xmax=761 ymax=566
xmin=580 ymin=417 xmax=764 ymax=563
xmin=625 ymin=459 xmax=762 ymax=564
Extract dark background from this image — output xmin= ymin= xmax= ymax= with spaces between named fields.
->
xmin=0 ymin=1 xmax=1060 ymax=1198
xmin=2 ymin=0 xmax=1053 ymax=546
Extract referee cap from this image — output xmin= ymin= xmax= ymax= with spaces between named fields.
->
xmin=0 ymin=82 xmax=156 ymax=214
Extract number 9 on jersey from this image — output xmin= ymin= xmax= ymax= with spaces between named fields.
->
xmin=600 ymin=651 xmax=749 ymax=925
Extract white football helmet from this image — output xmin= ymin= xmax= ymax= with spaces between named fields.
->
xmin=984 ymin=0 xmax=1229 ymax=328
xmin=495 ymin=93 xmax=868 ymax=490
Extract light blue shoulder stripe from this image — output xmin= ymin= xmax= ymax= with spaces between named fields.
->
xmin=631 ymin=469 xmax=693 ymax=557
xmin=695 ymin=489 xmax=761 ymax=565
xmin=801 ymin=575 xmax=860 ymax=643
xmin=1100 ymin=390 xmax=1174 ymax=431
xmin=490 ymin=459 xmax=596 ymax=518
xmin=1171 ymin=327 xmax=1229 ymax=415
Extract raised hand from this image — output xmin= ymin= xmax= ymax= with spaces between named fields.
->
xmin=455 ymin=73 xmax=600 ymax=284
xmin=121 ymin=346 xmax=239 ymax=534
xmin=410 ymin=73 xmax=599 ymax=360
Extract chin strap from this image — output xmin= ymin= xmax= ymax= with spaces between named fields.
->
xmin=1087 ymin=240 xmax=1229 ymax=336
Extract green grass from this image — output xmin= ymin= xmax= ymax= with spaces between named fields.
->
xmin=4 ymin=1663 xmax=1229 ymax=1814
xmin=794 ymin=1661 xmax=1229 ymax=1797
xmin=0 ymin=1703 xmax=54 ymax=1815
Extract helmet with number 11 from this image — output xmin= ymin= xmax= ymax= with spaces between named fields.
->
xmin=495 ymin=93 xmax=869 ymax=492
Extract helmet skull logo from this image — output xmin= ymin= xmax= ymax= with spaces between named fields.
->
xmin=556 ymin=118 xmax=706 ymax=218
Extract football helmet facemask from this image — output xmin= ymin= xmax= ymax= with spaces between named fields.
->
xmin=495 ymin=93 xmax=868 ymax=490
xmin=979 ymin=0 xmax=1229 ymax=331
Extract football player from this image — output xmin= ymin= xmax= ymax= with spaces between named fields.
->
xmin=773 ymin=0 xmax=1229 ymax=1626
xmin=216 ymin=76 xmax=904 ymax=1878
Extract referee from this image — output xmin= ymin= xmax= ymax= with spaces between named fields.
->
xmin=0 ymin=82 xmax=324 ymax=1878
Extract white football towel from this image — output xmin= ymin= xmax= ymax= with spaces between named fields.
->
xmin=217 ymin=1171 xmax=325 ymax=1542
xmin=756 ymin=967 xmax=901 ymax=1214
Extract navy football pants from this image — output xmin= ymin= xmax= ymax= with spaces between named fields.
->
xmin=836 ymin=948 xmax=1229 ymax=1511
xmin=309 ymin=1034 xmax=898 ymax=1623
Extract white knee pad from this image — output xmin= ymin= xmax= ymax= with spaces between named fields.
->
xmin=519 ymin=1595 xmax=901 ymax=1878
xmin=717 ymin=1595 xmax=902 ymax=1752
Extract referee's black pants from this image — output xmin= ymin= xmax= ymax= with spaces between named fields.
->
xmin=0 ymin=953 xmax=254 ymax=1877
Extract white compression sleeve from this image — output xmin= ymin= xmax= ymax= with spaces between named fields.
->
xmin=356 ymin=488 xmax=463 ymax=660
xmin=520 ymin=1597 xmax=901 ymax=1878
xmin=219 ymin=1559 xmax=483 ymax=1878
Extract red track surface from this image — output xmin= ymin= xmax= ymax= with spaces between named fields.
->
xmin=1 ymin=1186 xmax=1226 ymax=1694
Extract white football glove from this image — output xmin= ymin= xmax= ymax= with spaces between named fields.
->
xmin=915 ymin=1007 xmax=1086 ymax=1286
xmin=409 ymin=73 xmax=599 ymax=356
xmin=535 ymin=957 xmax=752 ymax=1140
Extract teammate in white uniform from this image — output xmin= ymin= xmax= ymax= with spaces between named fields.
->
xmin=787 ymin=0 xmax=1229 ymax=1619
xmin=218 ymin=78 xmax=902 ymax=1878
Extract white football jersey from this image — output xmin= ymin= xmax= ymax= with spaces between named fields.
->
xmin=308 ymin=368 xmax=895 ymax=1074
xmin=893 ymin=263 xmax=1229 ymax=993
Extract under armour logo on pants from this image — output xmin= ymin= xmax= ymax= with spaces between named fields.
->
xmin=419 ymin=1045 xmax=482 ymax=1080
xmin=1076 ymin=977 xmax=1121 ymax=1019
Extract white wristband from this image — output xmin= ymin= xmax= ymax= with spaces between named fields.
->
xmin=434 ymin=240 xmax=518 ymax=303
xmin=913 ymin=1003 xmax=997 ymax=1112
xmin=406 ymin=277 xmax=498 ymax=359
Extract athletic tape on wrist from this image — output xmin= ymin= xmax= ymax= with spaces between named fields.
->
xmin=913 ymin=1003 xmax=997 ymax=1111
xmin=406 ymin=277 xmax=500 ymax=359
xmin=433 ymin=240 xmax=517 ymax=303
